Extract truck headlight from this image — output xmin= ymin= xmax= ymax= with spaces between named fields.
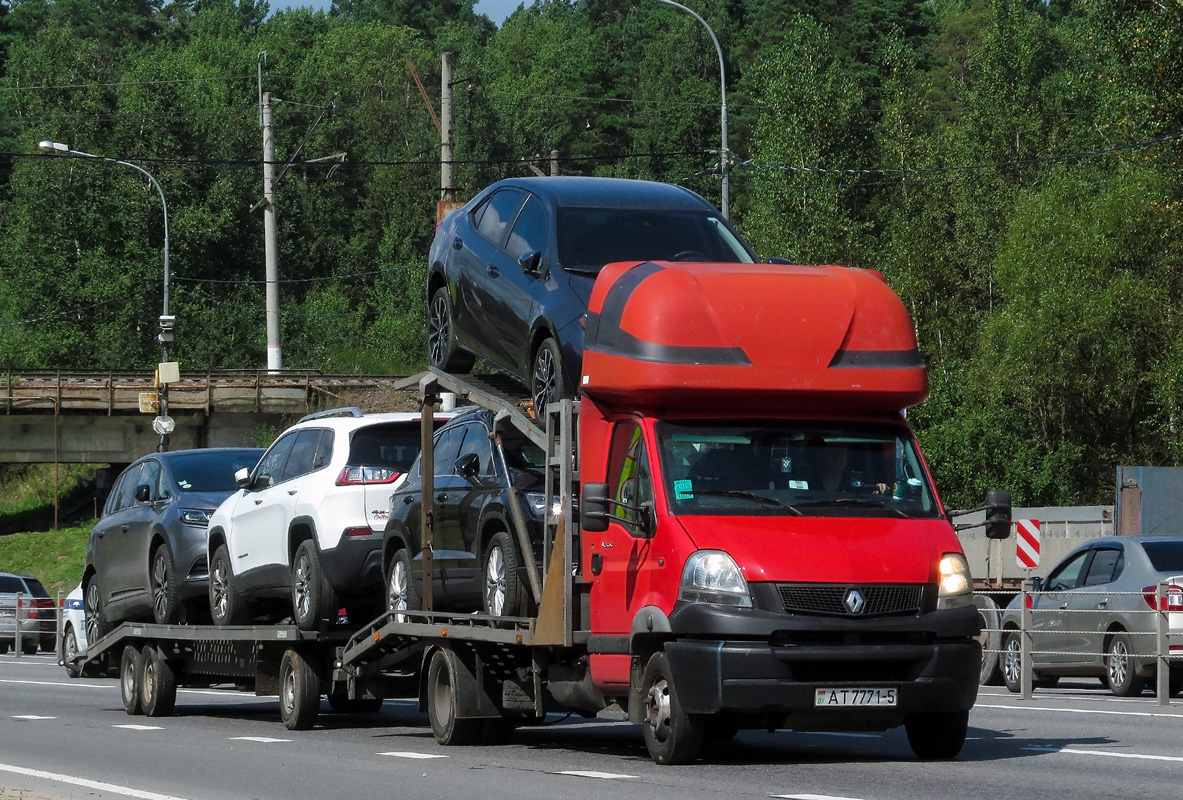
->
xmin=679 ymin=550 xmax=753 ymax=608
xmin=937 ymin=552 xmax=973 ymax=609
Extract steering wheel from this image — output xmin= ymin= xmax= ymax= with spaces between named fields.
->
xmin=671 ymin=250 xmax=707 ymax=262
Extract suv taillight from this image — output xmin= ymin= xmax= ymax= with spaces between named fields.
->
xmin=336 ymin=466 xmax=401 ymax=486
xmin=1142 ymin=584 xmax=1183 ymax=611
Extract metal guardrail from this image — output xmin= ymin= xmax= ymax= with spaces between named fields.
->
xmin=976 ymin=581 xmax=1180 ymax=705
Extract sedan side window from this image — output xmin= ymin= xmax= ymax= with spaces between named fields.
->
xmin=1082 ymin=548 xmax=1123 ymax=586
xmin=1045 ymin=550 xmax=1091 ymax=591
xmin=255 ymin=433 xmax=299 ymax=489
xmin=474 ymin=189 xmax=527 ymax=249
xmin=505 ymin=195 xmax=548 ymax=265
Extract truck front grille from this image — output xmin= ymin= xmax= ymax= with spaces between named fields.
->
xmin=777 ymin=584 xmax=924 ymax=617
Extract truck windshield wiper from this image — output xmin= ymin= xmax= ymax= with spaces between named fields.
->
xmin=688 ymin=490 xmax=803 ymax=516
xmin=793 ymin=498 xmax=910 ymax=518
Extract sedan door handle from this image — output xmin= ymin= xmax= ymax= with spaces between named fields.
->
xmin=1097 ymin=598 xmax=1109 ymax=607
xmin=452 ymin=236 xmax=463 ymax=250
xmin=1059 ymin=603 xmax=1069 ymax=610
xmin=287 ymin=490 xmax=298 ymax=496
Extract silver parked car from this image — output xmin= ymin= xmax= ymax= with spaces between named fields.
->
xmin=999 ymin=536 xmax=1183 ymax=696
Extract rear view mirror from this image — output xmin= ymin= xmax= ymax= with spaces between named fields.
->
xmin=133 ymin=484 xmax=152 ymax=503
xmin=581 ymin=482 xmax=609 ymax=533
xmin=454 ymin=452 xmax=481 ymax=481
xmin=234 ymin=467 xmax=252 ymax=490
xmin=519 ymin=251 xmax=542 ymax=275
xmin=984 ymin=489 xmax=1012 ymax=539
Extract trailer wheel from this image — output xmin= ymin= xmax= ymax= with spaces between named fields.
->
xmin=641 ymin=651 xmax=704 ymax=765
xmin=904 ymin=709 xmax=968 ymax=760
xmin=279 ymin=648 xmax=320 ymax=731
xmin=292 ymin=540 xmax=336 ymax=632
xmin=120 ymin=645 xmax=143 ymax=715
xmin=426 ymin=648 xmax=482 ymax=746
xmin=140 ymin=648 xmax=177 ymax=717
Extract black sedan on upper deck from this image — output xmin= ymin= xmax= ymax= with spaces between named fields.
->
xmin=427 ymin=177 xmax=757 ymax=411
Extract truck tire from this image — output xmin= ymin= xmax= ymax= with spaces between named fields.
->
xmin=426 ymin=647 xmax=482 ymax=746
xmin=140 ymin=648 xmax=177 ymax=717
xmin=904 ymin=709 xmax=969 ymax=760
xmin=641 ymin=651 xmax=704 ymax=765
xmin=292 ymin=540 xmax=336 ymax=632
xmin=279 ymin=648 xmax=321 ymax=730
xmin=210 ymin=545 xmax=250 ymax=626
xmin=1106 ymin=631 xmax=1146 ymax=697
xmin=428 ymin=287 xmax=474 ymax=373
xmin=482 ymin=531 xmax=523 ymax=617
xmin=120 ymin=645 xmax=143 ymax=715
xmin=974 ymin=594 xmax=1002 ymax=685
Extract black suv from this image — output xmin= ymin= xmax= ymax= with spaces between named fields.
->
xmin=427 ymin=177 xmax=757 ymax=411
xmin=381 ymin=408 xmax=548 ymax=617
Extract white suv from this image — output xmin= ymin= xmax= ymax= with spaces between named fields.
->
xmin=206 ymin=407 xmax=445 ymax=630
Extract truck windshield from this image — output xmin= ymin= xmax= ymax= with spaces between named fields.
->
xmin=656 ymin=422 xmax=940 ymax=518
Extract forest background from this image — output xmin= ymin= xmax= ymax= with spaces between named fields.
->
xmin=0 ymin=0 xmax=1179 ymax=510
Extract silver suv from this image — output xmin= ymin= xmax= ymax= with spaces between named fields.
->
xmin=207 ymin=407 xmax=447 ymax=630
xmin=0 ymin=572 xmax=54 ymax=654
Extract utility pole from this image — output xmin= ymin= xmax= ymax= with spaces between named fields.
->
xmin=440 ymin=53 xmax=454 ymax=206
xmin=262 ymin=91 xmax=282 ymax=371
xmin=550 ymin=149 xmax=559 ymax=176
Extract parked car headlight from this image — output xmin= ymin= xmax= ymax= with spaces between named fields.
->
xmin=525 ymin=492 xmax=547 ymax=517
xmin=937 ymin=552 xmax=973 ymax=609
xmin=679 ymin=550 xmax=752 ymax=608
xmin=180 ymin=508 xmax=213 ymax=527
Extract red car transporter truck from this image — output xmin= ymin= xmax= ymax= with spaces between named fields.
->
xmin=72 ymin=259 xmax=1010 ymax=766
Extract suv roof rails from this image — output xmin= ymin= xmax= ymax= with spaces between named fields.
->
xmin=298 ymin=406 xmax=364 ymax=423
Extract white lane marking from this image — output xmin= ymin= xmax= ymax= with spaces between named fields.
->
xmin=377 ymin=752 xmax=448 ymax=759
xmin=557 ymin=771 xmax=638 ymax=780
xmin=12 ymin=715 xmax=55 ymax=720
xmin=113 ymin=724 xmax=164 ymax=731
xmin=0 ymin=762 xmax=193 ymax=800
xmin=772 ymin=795 xmax=866 ymax=800
xmin=1026 ymin=746 xmax=1183 ymax=763
xmin=230 ymin=736 xmax=291 ymax=743
xmin=976 ymin=703 xmax=1182 ymax=719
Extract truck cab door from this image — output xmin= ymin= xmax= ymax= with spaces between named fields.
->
xmin=588 ymin=421 xmax=660 ymax=689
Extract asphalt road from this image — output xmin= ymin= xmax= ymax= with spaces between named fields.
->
xmin=1 ymin=650 xmax=1180 ymax=800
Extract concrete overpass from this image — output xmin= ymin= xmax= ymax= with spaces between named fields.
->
xmin=3 ymin=370 xmax=417 ymax=464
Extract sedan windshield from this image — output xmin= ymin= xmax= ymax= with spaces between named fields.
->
xmin=557 ymin=208 xmax=754 ymax=272
xmin=656 ymin=422 xmax=940 ymax=518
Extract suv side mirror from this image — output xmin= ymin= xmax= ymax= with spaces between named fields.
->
xmin=519 ymin=251 xmax=542 ymax=275
xmin=234 ymin=467 xmax=253 ymax=490
xmin=581 ymin=482 xmax=608 ymax=533
xmin=454 ymin=452 xmax=481 ymax=481
xmin=133 ymin=483 xmax=152 ymax=504
xmin=984 ymin=489 xmax=1012 ymax=539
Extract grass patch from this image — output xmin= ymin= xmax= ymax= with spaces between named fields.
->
xmin=0 ymin=525 xmax=89 ymax=595
xmin=0 ymin=464 xmax=98 ymax=515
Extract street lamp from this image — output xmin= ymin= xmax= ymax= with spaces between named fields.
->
xmin=38 ymin=140 xmax=176 ymax=450
xmin=655 ymin=0 xmax=730 ymax=219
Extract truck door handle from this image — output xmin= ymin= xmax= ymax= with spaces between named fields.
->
xmin=452 ymin=236 xmax=463 ymax=250
xmin=590 ymin=553 xmax=603 ymax=575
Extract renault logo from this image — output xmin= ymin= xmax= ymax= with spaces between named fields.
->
xmin=844 ymin=589 xmax=866 ymax=614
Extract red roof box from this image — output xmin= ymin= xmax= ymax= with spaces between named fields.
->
xmin=580 ymin=261 xmax=928 ymax=414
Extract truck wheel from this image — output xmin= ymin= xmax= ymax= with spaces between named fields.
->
xmin=641 ymin=651 xmax=704 ymax=765
xmin=904 ymin=709 xmax=969 ymax=760
xmin=327 ymin=692 xmax=384 ymax=714
xmin=482 ymin=531 xmax=523 ymax=617
xmin=973 ymin=594 xmax=1002 ymax=685
xmin=428 ymin=287 xmax=474 ymax=373
xmin=427 ymin=647 xmax=482 ymax=746
xmin=120 ymin=645 xmax=144 ymax=715
xmin=63 ymin=624 xmax=82 ymax=678
xmin=140 ymin=648 xmax=177 ymax=717
xmin=279 ymin=648 xmax=321 ymax=731
xmin=292 ymin=540 xmax=337 ymax=632
xmin=531 ymin=337 xmax=565 ymax=413
xmin=210 ymin=545 xmax=250 ymax=626
xmin=84 ymin=577 xmax=111 ymax=644
xmin=387 ymin=548 xmax=420 ymax=623
xmin=1106 ymin=631 xmax=1146 ymax=697
xmin=151 ymin=544 xmax=181 ymax=625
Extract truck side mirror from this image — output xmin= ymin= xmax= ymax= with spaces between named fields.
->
xmin=581 ymin=482 xmax=609 ymax=533
xmin=984 ymin=489 xmax=1012 ymax=539
xmin=637 ymin=501 xmax=657 ymax=540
